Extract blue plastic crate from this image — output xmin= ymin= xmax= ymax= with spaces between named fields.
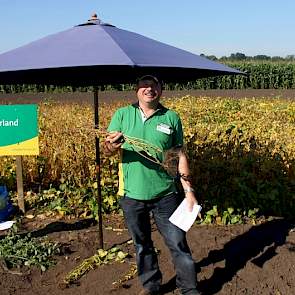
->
xmin=0 ymin=185 xmax=14 ymax=221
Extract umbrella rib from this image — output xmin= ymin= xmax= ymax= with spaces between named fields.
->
xmin=102 ymin=27 xmax=137 ymax=67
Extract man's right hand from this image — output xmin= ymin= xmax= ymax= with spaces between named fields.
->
xmin=104 ymin=132 xmax=124 ymax=155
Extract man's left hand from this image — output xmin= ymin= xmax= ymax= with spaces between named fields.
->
xmin=185 ymin=192 xmax=201 ymax=219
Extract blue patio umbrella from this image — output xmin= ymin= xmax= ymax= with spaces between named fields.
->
xmin=0 ymin=15 xmax=243 ymax=85
xmin=0 ymin=15 xmax=244 ymax=248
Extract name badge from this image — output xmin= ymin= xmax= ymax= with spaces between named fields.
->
xmin=156 ymin=123 xmax=173 ymax=135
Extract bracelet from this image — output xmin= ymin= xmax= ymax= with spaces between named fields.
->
xmin=183 ymin=187 xmax=195 ymax=194
xmin=179 ymin=173 xmax=192 ymax=182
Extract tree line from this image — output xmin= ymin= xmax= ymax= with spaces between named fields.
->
xmin=201 ymin=52 xmax=295 ymax=62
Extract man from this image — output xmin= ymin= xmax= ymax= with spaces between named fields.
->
xmin=104 ymin=75 xmax=200 ymax=295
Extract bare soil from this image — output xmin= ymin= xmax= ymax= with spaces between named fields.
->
xmin=1 ymin=88 xmax=295 ymax=105
xmin=0 ymin=214 xmax=294 ymax=295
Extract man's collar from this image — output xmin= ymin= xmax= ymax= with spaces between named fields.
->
xmin=132 ymin=102 xmax=166 ymax=111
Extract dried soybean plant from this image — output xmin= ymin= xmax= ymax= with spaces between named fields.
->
xmin=64 ymin=123 xmax=183 ymax=177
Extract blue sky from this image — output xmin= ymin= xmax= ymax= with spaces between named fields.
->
xmin=0 ymin=0 xmax=294 ymax=57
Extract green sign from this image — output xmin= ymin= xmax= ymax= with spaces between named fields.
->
xmin=0 ymin=104 xmax=39 ymax=155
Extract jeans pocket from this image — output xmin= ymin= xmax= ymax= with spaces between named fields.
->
xmin=119 ymin=195 xmax=139 ymax=212
xmin=155 ymin=193 xmax=182 ymax=219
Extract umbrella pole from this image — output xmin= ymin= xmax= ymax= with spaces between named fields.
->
xmin=93 ymin=86 xmax=104 ymax=249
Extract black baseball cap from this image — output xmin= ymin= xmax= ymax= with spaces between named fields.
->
xmin=136 ymin=75 xmax=163 ymax=90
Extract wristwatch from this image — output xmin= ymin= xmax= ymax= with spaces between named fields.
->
xmin=184 ymin=187 xmax=195 ymax=194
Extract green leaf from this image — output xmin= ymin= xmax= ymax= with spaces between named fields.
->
xmin=227 ymin=207 xmax=234 ymax=214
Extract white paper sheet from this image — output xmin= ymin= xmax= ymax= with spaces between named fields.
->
xmin=169 ymin=199 xmax=202 ymax=232
xmin=0 ymin=220 xmax=16 ymax=231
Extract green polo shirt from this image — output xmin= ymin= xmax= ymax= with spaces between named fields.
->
xmin=107 ymin=103 xmax=183 ymax=200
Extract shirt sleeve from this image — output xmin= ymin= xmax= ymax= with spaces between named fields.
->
xmin=172 ymin=116 xmax=183 ymax=147
xmin=107 ymin=109 xmax=122 ymax=132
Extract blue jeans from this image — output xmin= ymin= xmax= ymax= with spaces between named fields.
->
xmin=119 ymin=193 xmax=198 ymax=294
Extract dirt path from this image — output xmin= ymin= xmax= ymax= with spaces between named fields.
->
xmin=0 ymin=215 xmax=294 ymax=295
